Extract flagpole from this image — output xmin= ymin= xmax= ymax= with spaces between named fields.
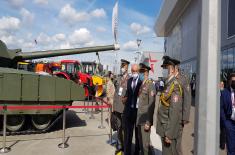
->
xmin=112 ymin=0 xmax=119 ymax=74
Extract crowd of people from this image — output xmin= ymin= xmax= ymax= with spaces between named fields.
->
xmin=105 ymin=56 xmax=192 ymax=155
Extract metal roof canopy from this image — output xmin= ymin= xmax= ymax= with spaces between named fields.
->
xmin=154 ymin=0 xmax=192 ymax=37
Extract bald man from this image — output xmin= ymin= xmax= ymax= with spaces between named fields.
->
xmin=123 ymin=64 xmax=142 ymax=155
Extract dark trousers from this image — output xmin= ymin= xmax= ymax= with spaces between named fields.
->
xmin=124 ymin=108 xmax=139 ymax=155
xmin=220 ymin=122 xmax=226 ymax=150
xmin=225 ymin=120 xmax=235 ymax=155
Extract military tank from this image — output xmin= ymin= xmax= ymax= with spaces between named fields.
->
xmin=0 ymin=40 xmax=119 ymax=133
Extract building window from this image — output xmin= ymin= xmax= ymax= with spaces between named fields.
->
xmin=222 ymin=50 xmax=228 ymax=71
xmin=228 ymin=0 xmax=235 ymax=38
xmin=228 ymin=48 xmax=234 ymax=73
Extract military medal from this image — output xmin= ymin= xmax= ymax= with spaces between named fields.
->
xmin=151 ymin=91 xmax=155 ymax=96
xmin=173 ymin=95 xmax=179 ymax=103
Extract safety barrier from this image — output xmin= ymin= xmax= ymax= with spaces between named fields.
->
xmin=0 ymin=96 xmax=114 ymax=153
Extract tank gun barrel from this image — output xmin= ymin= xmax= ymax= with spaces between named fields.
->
xmin=17 ymin=44 xmax=120 ymax=60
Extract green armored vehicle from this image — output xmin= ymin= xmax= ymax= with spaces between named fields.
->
xmin=0 ymin=40 xmax=119 ymax=132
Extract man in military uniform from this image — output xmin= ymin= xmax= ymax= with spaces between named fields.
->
xmin=136 ymin=60 xmax=156 ymax=155
xmin=106 ymin=71 xmax=115 ymax=108
xmin=112 ymin=59 xmax=130 ymax=153
xmin=173 ymin=57 xmax=191 ymax=155
xmin=156 ymin=56 xmax=183 ymax=155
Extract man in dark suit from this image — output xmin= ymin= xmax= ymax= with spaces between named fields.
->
xmin=221 ymin=73 xmax=235 ymax=155
xmin=123 ymin=64 xmax=142 ymax=155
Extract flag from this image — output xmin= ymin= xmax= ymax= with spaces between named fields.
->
xmin=112 ymin=1 xmax=118 ymax=44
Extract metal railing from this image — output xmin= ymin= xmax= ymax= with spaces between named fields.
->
xmin=0 ymin=97 xmax=112 ymax=153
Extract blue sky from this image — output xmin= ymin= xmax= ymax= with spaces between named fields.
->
xmin=0 ymin=0 xmax=163 ymax=69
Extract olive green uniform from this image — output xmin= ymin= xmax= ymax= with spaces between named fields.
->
xmin=136 ymin=79 xmax=156 ymax=155
xmin=112 ymin=74 xmax=129 ymax=150
xmin=156 ymin=77 xmax=183 ymax=155
xmin=175 ymin=72 xmax=191 ymax=155
xmin=106 ymin=78 xmax=115 ymax=106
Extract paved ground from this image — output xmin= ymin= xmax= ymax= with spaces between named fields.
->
xmin=0 ymin=99 xmax=228 ymax=155
xmin=0 ymin=101 xmax=115 ymax=155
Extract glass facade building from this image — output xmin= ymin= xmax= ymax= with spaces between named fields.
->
xmin=221 ymin=48 xmax=235 ymax=79
xmin=221 ymin=0 xmax=235 ymax=80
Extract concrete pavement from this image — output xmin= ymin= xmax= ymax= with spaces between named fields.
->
xmin=0 ymin=101 xmax=115 ymax=155
xmin=0 ymin=99 xmax=227 ymax=155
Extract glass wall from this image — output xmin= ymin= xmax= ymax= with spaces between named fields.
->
xmin=221 ymin=47 xmax=235 ymax=80
xmin=228 ymin=0 xmax=235 ymax=38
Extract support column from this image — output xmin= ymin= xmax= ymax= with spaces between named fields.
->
xmin=195 ymin=0 xmax=221 ymax=155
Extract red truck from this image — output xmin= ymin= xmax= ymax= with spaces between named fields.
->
xmin=54 ymin=60 xmax=95 ymax=98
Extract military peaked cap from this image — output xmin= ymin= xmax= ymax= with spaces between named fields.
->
xmin=121 ymin=59 xmax=130 ymax=65
xmin=161 ymin=56 xmax=180 ymax=67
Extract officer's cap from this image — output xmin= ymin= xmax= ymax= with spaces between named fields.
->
xmin=139 ymin=58 xmax=151 ymax=72
xmin=121 ymin=59 xmax=130 ymax=65
xmin=161 ymin=56 xmax=180 ymax=68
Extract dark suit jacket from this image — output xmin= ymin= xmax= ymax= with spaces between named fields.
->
xmin=220 ymin=88 xmax=233 ymax=126
xmin=124 ymin=77 xmax=142 ymax=110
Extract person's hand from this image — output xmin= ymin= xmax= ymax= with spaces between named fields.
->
xmin=182 ymin=120 xmax=189 ymax=125
xmin=121 ymin=97 xmax=127 ymax=104
xmin=164 ymin=136 xmax=172 ymax=144
xmin=144 ymin=123 xmax=151 ymax=131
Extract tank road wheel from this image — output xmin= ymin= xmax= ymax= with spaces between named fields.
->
xmin=31 ymin=115 xmax=52 ymax=130
xmin=6 ymin=115 xmax=25 ymax=132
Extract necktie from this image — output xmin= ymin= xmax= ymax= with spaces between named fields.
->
xmin=233 ymin=92 xmax=235 ymax=107
xmin=132 ymin=78 xmax=137 ymax=91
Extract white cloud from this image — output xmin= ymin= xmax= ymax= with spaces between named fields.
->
xmin=52 ymin=33 xmax=66 ymax=42
xmin=69 ymin=28 xmax=93 ymax=45
xmin=91 ymin=8 xmax=106 ymax=18
xmin=34 ymin=0 xmax=48 ymax=5
xmin=0 ymin=16 xmax=21 ymax=32
xmin=36 ymin=33 xmax=52 ymax=45
xmin=59 ymin=4 xmax=89 ymax=24
xmin=96 ymin=27 xmax=106 ymax=32
xmin=22 ymin=42 xmax=35 ymax=49
xmin=8 ymin=0 xmax=24 ymax=8
xmin=0 ymin=34 xmax=32 ymax=50
xmin=29 ymin=29 xmax=93 ymax=50
xmin=122 ymin=40 xmax=138 ymax=51
xmin=35 ymin=33 xmax=66 ymax=46
xmin=20 ymin=8 xmax=34 ymax=24
xmin=84 ymin=41 xmax=94 ymax=47
xmin=0 ymin=35 xmax=17 ymax=46
xmin=59 ymin=42 xmax=71 ymax=49
xmin=59 ymin=4 xmax=106 ymax=25
xmin=130 ymin=22 xmax=151 ymax=35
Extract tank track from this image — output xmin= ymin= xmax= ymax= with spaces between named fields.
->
xmin=0 ymin=112 xmax=63 ymax=136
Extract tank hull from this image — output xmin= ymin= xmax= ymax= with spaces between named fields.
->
xmin=0 ymin=67 xmax=85 ymax=132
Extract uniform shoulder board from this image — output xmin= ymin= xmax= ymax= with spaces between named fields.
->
xmin=146 ymin=79 xmax=153 ymax=84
